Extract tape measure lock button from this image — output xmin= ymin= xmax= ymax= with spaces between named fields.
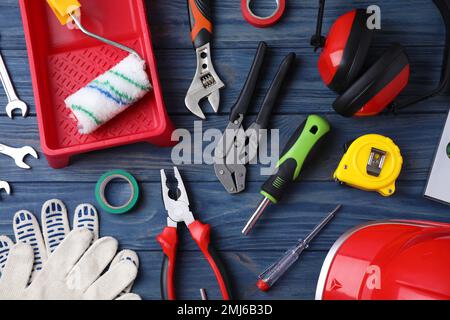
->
xmin=96 ymin=170 xmax=140 ymax=214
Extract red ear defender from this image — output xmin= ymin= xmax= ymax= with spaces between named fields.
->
xmin=318 ymin=10 xmax=356 ymax=86
xmin=318 ymin=9 xmax=374 ymax=93
xmin=312 ymin=0 xmax=449 ymax=117
xmin=333 ymin=44 xmax=411 ymax=117
xmin=354 ymin=61 xmax=410 ymax=117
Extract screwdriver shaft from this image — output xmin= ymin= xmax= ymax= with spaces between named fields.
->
xmin=303 ymin=204 xmax=342 ymax=244
xmin=200 ymin=288 xmax=208 ymax=300
xmin=242 ymin=197 xmax=271 ymax=235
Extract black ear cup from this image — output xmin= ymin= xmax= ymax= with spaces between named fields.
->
xmin=327 ymin=9 xmax=374 ymax=93
xmin=333 ymin=44 xmax=410 ymax=117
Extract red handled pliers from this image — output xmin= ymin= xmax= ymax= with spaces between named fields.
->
xmin=156 ymin=167 xmax=232 ymax=300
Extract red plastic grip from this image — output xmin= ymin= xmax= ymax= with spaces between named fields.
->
xmin=256 ymin=279 xmax=271 ymax=292
xmin=156 ymin=227 xmax=178 ymax=300
xmin=189 ymin=221 xmax=231 ymax=300
xmin=241 ymin=0 xmax=286 ymax=28
xmin=188 ymin=0 xmax=213 ymax=48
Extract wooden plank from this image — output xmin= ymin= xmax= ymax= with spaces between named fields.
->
xmin=147 ymin=0 xmax=446 ymax=49
xmin=0 ymin=46 xmax=449 ymax=117
xmin=156 ymin=46 xmax=450 ymax=115
xmin=0 ymin=1 xmax=445 ymax=50
xmin=0 ymin=0 xmax=448 ymax=302
xmin=0 ymin=113 xmax=444 ymax=182
xmin=0 ymin=181 xmax=447 ymax=252
xmin=133 ymin=250 xmax=326 ymax=300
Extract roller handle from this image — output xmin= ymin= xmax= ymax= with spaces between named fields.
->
xmin=261 ymin=115 xmax=331 ymax=204
xmin=188 ymin=0 xmax=213 ymax=48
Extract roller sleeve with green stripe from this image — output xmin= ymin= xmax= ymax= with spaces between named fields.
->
xmin=261 ymin=115 xmax=331 ymax=204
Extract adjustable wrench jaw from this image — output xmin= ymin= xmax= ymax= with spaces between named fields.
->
xmin=185 ymin=43 xmax=224 ymax=119
xmin=161 ymin=167 xmax=195 ymax=227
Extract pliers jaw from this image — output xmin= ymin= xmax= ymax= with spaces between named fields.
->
xmin=213 ymin=115 xmax=248 ymax=194
xmin=160 ymin=167 xmax=195 ymax=228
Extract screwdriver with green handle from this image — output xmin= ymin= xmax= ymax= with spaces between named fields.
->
xmin=242 ymin=115 xmax=331 ymax=235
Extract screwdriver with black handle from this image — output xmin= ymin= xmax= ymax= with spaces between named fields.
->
xmin=242 ymin=115 xmax=331 ymax=235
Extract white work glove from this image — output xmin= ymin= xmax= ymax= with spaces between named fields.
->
xmin=0 ymin=229 xmax=139 ymax=300
xmin=0 ymin=199 xmax=140 ymax=300
xmin=1 ymin=200 xmax=101 ymax=278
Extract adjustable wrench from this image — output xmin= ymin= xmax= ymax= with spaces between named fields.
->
xmin=185 ymin=0 xmax=224 ymax=120
xmin=0 ymin=52 xmax=29 ymax=119
xmin=0 ymin=144 xmax=38 ymax=169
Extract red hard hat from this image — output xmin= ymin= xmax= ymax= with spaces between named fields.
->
xmin=316 ymin=220 xmax=450 ymax=300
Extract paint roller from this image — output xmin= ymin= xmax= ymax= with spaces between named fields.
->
xmin=47 ymin=0 xmax=152 ymax=135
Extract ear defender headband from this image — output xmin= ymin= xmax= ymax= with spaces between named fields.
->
xmin=311 ymin=0 xmax=450 ymax=117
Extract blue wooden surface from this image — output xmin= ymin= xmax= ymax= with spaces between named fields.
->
xmin=0 ymin=0 xmax=449 ymax=300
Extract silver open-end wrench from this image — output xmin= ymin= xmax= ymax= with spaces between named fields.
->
xmin=0 ymin=181 xmax=11 ymax=196
xmin=0 ymin=52 xmax=29 ymax=119
xmin=0 ymin=144 xmax=38 ymax=169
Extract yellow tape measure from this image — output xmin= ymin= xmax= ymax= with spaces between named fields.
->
xmin=334 ymin=134 xmax=403 ymax=197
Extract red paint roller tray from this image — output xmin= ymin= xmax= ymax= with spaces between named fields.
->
xmin=19 ymin=0 xmax=175 ymax=169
